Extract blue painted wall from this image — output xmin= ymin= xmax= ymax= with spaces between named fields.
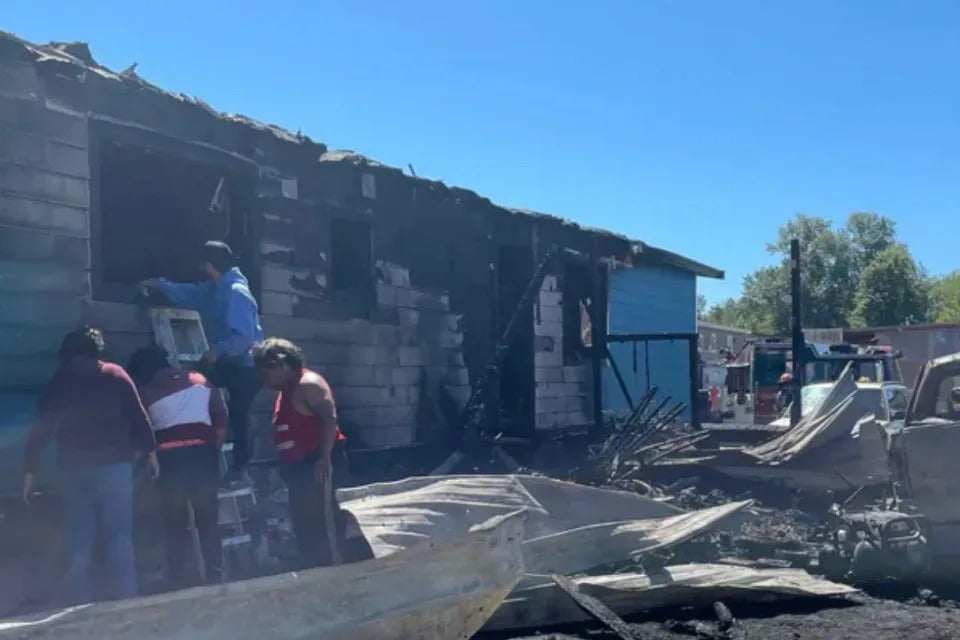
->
xmin=0 ymin=393 xmax=53 ymax=496
xmin=603 ymin=264 xmax=697 ymax=419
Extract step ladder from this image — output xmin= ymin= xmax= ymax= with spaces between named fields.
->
xmin=149 ymin=307 xmax=259 ymax=579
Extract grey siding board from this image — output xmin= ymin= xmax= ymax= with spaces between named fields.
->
xmin=0 ymin=95 xmax=88 ymax=147
xmin=0 ymin=61 xmax=40 ymax=101
xmin=0 ymin=260 xmax=89 ymax=294
xmin=0 ymin=225 xmax=89 ymax=266
xmin=0 ymin=293 xmax=83 ymax=327
xmin=0 ymin=126 xmax=89 ymax=179
xmin=0 ymin=325 xmax=67 ymax=356
xmin=0 ymin=163 xmax=89 ymax=208
xmin=80 ymin=301 xmax=153 ymax=333
xmin=0 ymin=194 xmax=88 ymax=237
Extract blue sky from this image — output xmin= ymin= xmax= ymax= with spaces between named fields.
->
xmin=5 ymin=1 xmax=959 ymax=305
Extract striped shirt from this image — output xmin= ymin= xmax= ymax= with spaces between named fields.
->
xmin=138 ymin=368 xmax=227 ymax=451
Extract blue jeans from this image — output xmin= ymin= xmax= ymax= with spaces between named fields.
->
xmin=61 ymin=462 xmax=137 ymax=605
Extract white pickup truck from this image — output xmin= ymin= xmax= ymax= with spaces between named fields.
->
xmin=769 ymin=380 xmax=911 ymax=431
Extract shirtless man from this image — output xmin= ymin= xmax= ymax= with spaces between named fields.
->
xmin=253 ymin=337 xmax=348 ymax=568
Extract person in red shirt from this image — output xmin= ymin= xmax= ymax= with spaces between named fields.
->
xmin=23 ymin=327 xmax=158 ymax=605
xmin=127 ymin=345 xmax=227 ymax=588
xmin=253 ymin=337 xmax=357 ymax=568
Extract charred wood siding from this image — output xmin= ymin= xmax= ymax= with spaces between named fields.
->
xmin=0 ymin=58 xmax=93 ymax=484
xmin=0 ymin=89 xmax=90 ymax=391
xmin=0 ymin=32 xmax=720 ymax=490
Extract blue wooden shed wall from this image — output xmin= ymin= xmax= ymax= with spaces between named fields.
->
xmin=603 ymin=264 xmax=697 ymax=419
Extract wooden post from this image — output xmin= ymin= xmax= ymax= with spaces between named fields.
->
xmin=790 ymin=238 xmax=805 ymax=427
xmin=589 ymin=243 xmax=605 ymax=437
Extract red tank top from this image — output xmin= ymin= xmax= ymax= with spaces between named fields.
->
xmin=272 ymin=370 xmax=346 ymax=463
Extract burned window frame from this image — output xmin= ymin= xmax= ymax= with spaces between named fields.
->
xmin=561 ymin=259 xmax=596 ymax=366
xmin=89 ymin=120 xmax=259 ymax=304
xmin=326 ymin=214 xmax=375 ymax=313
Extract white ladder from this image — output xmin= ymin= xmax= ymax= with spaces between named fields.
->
xmin=149 ymin=307 xmax=258 ymax=578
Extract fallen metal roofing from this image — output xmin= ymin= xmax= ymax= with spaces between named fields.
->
xmin=485 ymin=563 xmax=858 ymax=632
xmin=337 ymin=474 xmax=682 ymax=558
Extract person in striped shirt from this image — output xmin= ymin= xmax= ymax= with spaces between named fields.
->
xmin=128 ymin=345 xmax=227 ymax=588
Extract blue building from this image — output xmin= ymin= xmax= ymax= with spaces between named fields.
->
xmin=604 ymin=261 xmax=703 ymax=421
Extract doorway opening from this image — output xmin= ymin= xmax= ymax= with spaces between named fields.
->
xmin=496 ymin=245 xmax=536 ymax=438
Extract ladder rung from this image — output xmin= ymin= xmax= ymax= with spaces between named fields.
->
xmin=222 ymin=535 xmax=252 ymax=547
xmin=218 ymin=487 xmax=255 ymax=500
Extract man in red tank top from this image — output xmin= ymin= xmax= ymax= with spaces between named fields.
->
xmin=253 ymin=337 xmax=358 ymax=568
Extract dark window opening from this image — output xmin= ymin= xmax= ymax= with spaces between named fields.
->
xmin=93 ymin=137 xmax=255 ymax=302
xmin=562 ymin=262 xmax=593 ymax=365
xmin=329 ymin=217 xmax=373 ymax=291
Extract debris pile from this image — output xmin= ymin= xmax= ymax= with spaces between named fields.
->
xmin=11 ymin=354 xmax=960 ymax=639
xmin=584 ymin=387 xmax=701 ymax=485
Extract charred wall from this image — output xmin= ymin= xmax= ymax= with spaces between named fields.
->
xmin=0 ymin=32 xmax=661 ymax=489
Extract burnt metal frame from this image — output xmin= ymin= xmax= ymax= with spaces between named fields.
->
xmin=603 ymin=331 xmax=701 ymax=429
xmin=88 ymin=118 xmax=260 ymax=304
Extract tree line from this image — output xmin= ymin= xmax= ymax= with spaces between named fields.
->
xmin=698 ymin=212 xmax=960 ymax=335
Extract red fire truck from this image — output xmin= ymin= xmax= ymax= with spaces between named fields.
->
xmin=748 ymin=339 xmax=903 ymax=424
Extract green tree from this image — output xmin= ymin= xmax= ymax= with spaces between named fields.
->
xmin=930 ymin=272 xmax=960 ymax=323
xmin=696 ymin=294 xmax=708 ymax=319
xmin=703 ymin=297 xmax=750 ymax=329
xmin=845 ymin=212 xmax=897 ymax=269
xmin=757 ymin=214 xmax=858 ymax=332
xmin=851 ymin=243 xmax=930 ymax=326
xmin=738 ymin=266 xmax=790 ymax=334
xmin=716 ymin=211 xmax=928 ymax=333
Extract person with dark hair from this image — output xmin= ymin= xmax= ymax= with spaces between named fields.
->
xmin=254 ymin=337 xmax=372 ymax=568
xmin=127 ymin=345 xmax=227 ymax=588
xmin=23 ymin=327 xmax=158 ymax=605
xmin=141 ymin=240 xmax=264 ymax=485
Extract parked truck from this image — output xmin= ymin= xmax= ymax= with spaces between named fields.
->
xmin=891 ymin=351 xmax=960 ymax=574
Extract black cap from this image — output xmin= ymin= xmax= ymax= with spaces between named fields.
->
xmin=201 ymin=241 xmax=235 ymax=273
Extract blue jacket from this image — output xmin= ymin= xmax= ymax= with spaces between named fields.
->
xmin=153 ymin=268 xmax=264 ymax=367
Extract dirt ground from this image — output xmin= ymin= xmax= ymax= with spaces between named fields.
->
xmin=497 ymin=595 xmax=960 ymax=640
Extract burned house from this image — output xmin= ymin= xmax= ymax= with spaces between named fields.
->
xmin=0 ymin=32 xmax=723 ymax=490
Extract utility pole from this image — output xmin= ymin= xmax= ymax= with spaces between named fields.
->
xmin=790 ymin=239 xmax=805 ymax=427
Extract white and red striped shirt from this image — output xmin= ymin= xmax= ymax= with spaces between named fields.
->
xmin=138 ymin=369 xmax=227 ymax=451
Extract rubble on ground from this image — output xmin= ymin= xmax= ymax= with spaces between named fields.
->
xmin=4 ymin=373 xmax=952 ymax=639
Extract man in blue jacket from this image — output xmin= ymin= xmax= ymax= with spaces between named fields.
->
xmin=142 ymin=241 xmax=264 ymax=484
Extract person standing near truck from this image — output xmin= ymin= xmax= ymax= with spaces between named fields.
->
xmin=127 ymin=345 xmax=227 ymax=588
xmin=776 ymin=371 xmax=794 ymax=415
xmin=23 ymin=327 xmax=158 ymax=605
xmin=141 ymin=240 xmax=264 ymax=485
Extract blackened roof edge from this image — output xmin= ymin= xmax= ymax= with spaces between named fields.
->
xmin=2 ymin=30 xmax=724 ymax=280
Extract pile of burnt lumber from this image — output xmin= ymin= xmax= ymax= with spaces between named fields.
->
xmin=587 ymin=387 xmax=705 ymax=483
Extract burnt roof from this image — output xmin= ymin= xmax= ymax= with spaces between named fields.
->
xmin=2 ymin=30 xmax=724 ymax=280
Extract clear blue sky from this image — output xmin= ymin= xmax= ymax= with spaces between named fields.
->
xmin=6 ymin=1 xmax=959 ymax=305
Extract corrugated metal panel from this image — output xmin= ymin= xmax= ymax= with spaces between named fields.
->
xmin=604 ymin=264 xmax=696 ymax=419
